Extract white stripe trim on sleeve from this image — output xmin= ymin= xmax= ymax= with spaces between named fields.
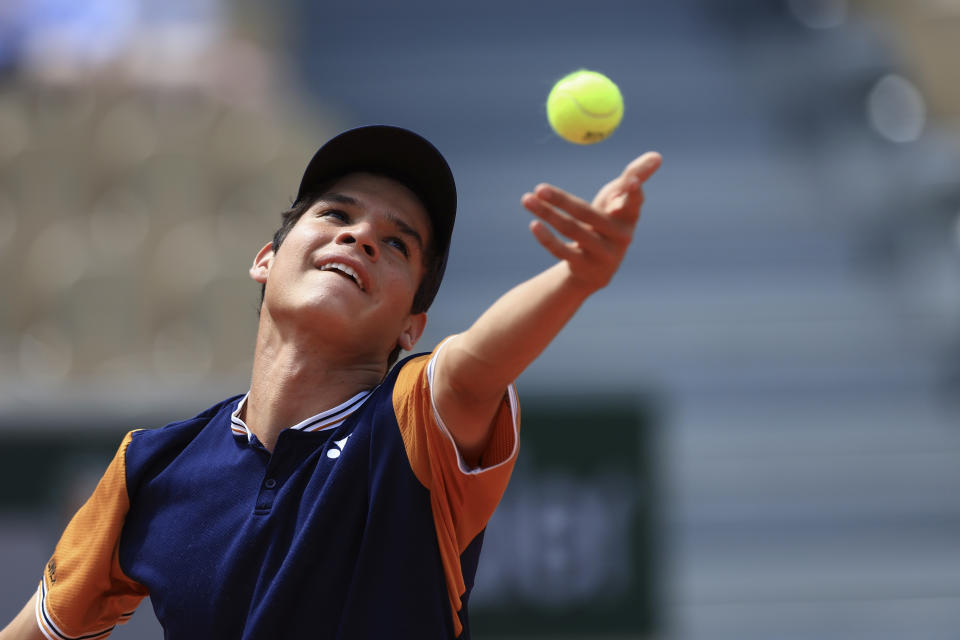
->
xmin=426 ymin=335 xmax=520 ymax=476
xmin=36 ymin=578 xmax=115 ymax=640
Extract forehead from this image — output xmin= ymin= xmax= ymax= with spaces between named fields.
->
xmin=325 ymin=172 xmax=432 ymax=240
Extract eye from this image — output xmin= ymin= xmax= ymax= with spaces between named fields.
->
xmin=385 ymin=237 xmax=409 ymax=257
xmin=319 ymin=208 xmax=349 ymax=223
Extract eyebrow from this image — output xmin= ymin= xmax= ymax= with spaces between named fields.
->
xmin=319 ymin=193 xmax=360 ymax=208
xmin=318 ymin=191 xmax=425 ymax=253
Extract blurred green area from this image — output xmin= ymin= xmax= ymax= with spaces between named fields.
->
xmin=471 ymin=396 xmax=660 ymax=638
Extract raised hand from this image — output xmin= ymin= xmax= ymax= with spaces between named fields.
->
xmin=521 ymin=151 xmax=662 ymax=292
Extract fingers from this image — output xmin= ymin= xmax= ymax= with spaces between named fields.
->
xmin=591 ymin=151 xmax=661 ymax=218
xmin=529 ymin=184 xmax=621 ymax=237
xmin=605 ymin=176 xmax=644 ymax=218
xmin=528 ymin=219 xmax=583 ymax=263
xmin=623 ymin=151 xmax=662 ymax=184
xmin=521 ymin=191 xmax=609 ymax=255
xmin=521 ymin=151 xmax=661 ymax=289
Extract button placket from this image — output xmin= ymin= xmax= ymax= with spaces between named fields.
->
xmin=255 ymin=474 xmax=280 ymax=513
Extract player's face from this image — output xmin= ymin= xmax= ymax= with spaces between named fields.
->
xmin=251 ymin=173 xmax=431 ymax=360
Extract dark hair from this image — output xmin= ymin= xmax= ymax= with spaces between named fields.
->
xmin=259 ymin=177 xmax=443 ymax=369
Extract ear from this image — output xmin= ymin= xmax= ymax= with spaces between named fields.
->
xmin=397 ymin=312 xmax=427 ymax=352
xmin=249 ymin=242 xmax=275 ymax=284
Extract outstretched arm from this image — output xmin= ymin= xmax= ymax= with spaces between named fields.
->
xmin=432 ymin=152 xmax=662 ymax=464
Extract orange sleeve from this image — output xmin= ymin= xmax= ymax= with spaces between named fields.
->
xmin=35 ymin=431 xmax=149 ymax=640
xmin=393 ymin=341 xmax=520 ymax=637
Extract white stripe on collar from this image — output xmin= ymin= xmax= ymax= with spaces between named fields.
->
xmin=230 ymin=389 xmax=374 ymax=443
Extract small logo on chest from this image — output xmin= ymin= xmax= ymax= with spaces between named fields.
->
xmin=327 ymin=435 xmax=350 ymax=459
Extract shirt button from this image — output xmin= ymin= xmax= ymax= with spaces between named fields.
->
xmin=264 ymin=478 xmax=277 ymax=489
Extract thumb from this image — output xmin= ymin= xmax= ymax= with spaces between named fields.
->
xmin=623 ymin=152 xmax=663 ymax=184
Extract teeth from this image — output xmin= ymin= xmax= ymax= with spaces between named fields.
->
xmin=320 ymin=262 xmax=364 ymax=290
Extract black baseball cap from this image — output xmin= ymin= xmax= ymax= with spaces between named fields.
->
xmin=295 ymin=125 xmax=457 ymax=309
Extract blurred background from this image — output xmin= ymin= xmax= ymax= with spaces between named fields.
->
xmin=2 ymin=0 xmax=960 ymax=638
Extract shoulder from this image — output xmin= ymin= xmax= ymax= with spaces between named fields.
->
xmin=351 ymin=352 xmax=431 ymax=413
xmin=131 ymin=394 xmax=242 ymax=440
xmin=389 ymin=351 xmax=431 ymax=384
xmin=392 ymin=350 xmax=431 ymax=386
xmin=126 ymin=394 xmax=244 ymax=477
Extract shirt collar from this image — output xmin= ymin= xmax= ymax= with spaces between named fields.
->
xmin=230 ymin=389 xmax=374 ymax=444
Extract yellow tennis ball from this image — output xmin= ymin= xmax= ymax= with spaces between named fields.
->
xmin=546 ymin=70 xmax=624 ymax=145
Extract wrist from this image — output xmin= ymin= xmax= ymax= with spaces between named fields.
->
xmin=555 ymin=262 xmax=604 ymax=299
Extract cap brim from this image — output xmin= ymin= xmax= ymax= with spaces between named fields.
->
xmin=296 ymin=125 xmax=457 ymax=264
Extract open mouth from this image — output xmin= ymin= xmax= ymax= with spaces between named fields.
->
xmin=318 ymin=262 xmax=365 ymax=291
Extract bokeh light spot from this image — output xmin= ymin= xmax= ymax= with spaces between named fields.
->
xmin=866 ymin=74 xmax=926 ymax=143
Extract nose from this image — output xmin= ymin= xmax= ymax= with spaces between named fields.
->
xmin=336 ymin=224 xmax=378 ymax=259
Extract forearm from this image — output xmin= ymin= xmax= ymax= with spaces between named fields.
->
xmin=0 ymin=592 xmax=43 ymax=640
xmin=445 ymin=261 xmax=593 ymax=400
xmin=432 ymin=261 xmax=592 ymax=463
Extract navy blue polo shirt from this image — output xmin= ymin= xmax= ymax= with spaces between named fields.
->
xmin=35 ymin=348 xmax=519 ymax=639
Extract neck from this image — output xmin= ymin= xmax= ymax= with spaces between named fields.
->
xmin=244 ymin=314 xmax=386 ymax=452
